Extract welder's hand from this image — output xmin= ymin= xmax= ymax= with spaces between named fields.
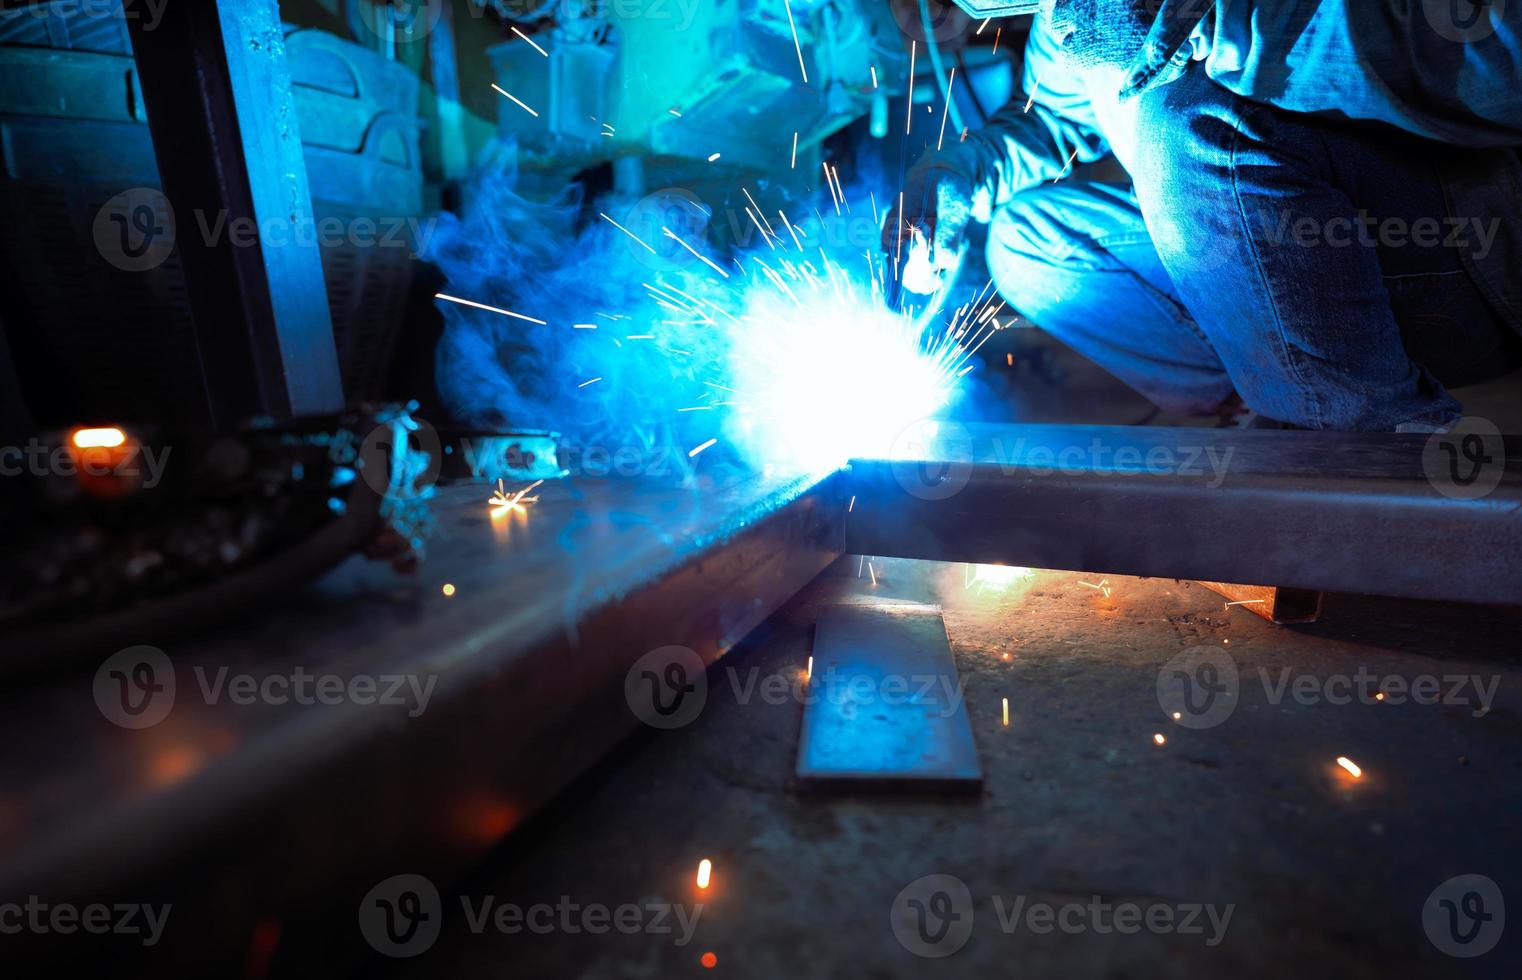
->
xmin=881 ymin=164 xmax=975 ymax=270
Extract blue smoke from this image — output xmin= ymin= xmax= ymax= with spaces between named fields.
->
xmin=424 ymin=153 xmax=986 ymax=480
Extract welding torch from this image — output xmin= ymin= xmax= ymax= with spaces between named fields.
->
xmin=881 ymin=172 xmax=969 ymax=317
xmin=881 ymin=0 xmax=1040 ymax=313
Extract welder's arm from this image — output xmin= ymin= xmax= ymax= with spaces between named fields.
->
xmin=883 ymin=20 xmax=1111 ymax=258
xmin=946 ymin=91 xmax=1111 ymax=218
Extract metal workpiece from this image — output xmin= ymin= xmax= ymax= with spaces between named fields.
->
xmin=797 ymin=603 xmax=983 ymax=793
xmin=842 ymin=424 xmax=1522 ymax=604
xmin=0 ymin=467 xmax=848 ymax=972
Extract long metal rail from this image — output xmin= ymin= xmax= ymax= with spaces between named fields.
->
xmin=5 ymin=423 xmax=1519 ymax=971
xmin=844 ymin=423 xmax=1522 ymax=604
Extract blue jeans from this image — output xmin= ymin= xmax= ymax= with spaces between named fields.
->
xmin=987 ymin=62 xmax=1520 ymax=430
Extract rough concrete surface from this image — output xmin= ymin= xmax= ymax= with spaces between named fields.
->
xmin=377 ymin=557 xmax=1522 ymax=979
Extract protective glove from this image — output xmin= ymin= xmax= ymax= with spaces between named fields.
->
xmin=881 ymin=164 xmax=975 ymax=295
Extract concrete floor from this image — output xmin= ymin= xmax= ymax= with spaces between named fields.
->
xmin=367 ymin=333 xmax=1522 ymax=979
xmin=376 ymin=557 xmax=1522 ymax=979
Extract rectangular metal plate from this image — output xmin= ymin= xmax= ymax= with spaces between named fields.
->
xmin=796 ymin=603 xmax=982 ymax=792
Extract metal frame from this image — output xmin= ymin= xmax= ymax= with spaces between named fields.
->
xmin=124 ymin=0 xmax=343 ymax=425
xmin=844 ymin=424 xmax=1522 ymax=605
xmin=5 ymin=424 xmax=1521 ymax=970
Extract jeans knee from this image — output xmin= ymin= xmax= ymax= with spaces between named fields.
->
xmin=988 ymin=188 xmax=1067 ymax=265
xmin=985 ymin=218 xmax=1061 ymax=321
xmin=1129 ymin=70 xmax=1248 ymax=267
xmin=990 ymin=183 xmax=1144 ymax=260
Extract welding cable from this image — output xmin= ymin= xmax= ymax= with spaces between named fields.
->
xmin=821 ymin=2 xmax=840 ymax=91
xmin=954 ymin=49 xmax=990 ymax=126
xmin=824 ymin=0 xmax=869 ymax=52
xmin=919 ymin=0 xmax=965 ymax=137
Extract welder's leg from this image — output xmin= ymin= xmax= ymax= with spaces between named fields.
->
xmin=987 ymin=181 xmax=1234 ymax=415
xmin=1129 ymin=60 xmax=1491 ymax=431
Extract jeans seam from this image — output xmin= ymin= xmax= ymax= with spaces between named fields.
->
xmin=1382 ymin=270 xmax=1466 ymax=282
xmin=1089 ymin=246 xmax=1217 ymax=357
xmin=1091 ymin=231 xmax=1154 ymax=251
xmin=1228 ymin=99 xmax=1324 ymax=428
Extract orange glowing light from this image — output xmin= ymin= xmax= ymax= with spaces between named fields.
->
xmin=449 ymin=796 xmax=519 ymax=844
xmin=1153 ymin=733 xmax=1166 ymax=746
xmin=441 ymin=583 xmax=456 ymax=597
xmin=1172 ymin=711 xmax=1182 ymax=720
xmin=1375 ymin=692 xmax=1386 ymax=701
xmin=696 ymin=859 xmax=712 ymax=889
xmin=1002 ymin=698 xmax=1009 ymax=727
xmin=66 ymin=425 xmax=141 ymax=498
xmin=701 ymin=951 xmax=718 ymax=969
xmin=967 ymin=563 xmax=1032 ymax=593
xmin=489 ymin=478 xmax=543 ymax=516
xmin=805 ymin=656 xmax=813 ymax=681
xmin=71 ymin=426 xmax=126 ymax=449
xmin=150 ymin=745 xmax=203 ymax=787
xmin=1336 ymin=756 xmax=1363 ymax=778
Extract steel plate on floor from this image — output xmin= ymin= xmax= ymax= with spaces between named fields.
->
xmin=796 ymin=603 xmax=982 ymax=792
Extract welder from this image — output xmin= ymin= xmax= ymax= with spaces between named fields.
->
xmin=884 ymin=0 xmax=1522 ymax=431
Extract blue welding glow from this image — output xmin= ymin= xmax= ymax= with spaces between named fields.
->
xmin=724 ymin=266 xmax=955 ymax=470
xmin=425 ymin=163 xmax=994 ymax=477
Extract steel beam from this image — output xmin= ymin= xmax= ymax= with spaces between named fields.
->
xmin=0 ymin=470 xmax=845 ymax=972
xmin=125 ymin=0 xmax=343 ymax=426
xmin=844 ymin=424 xmax=1522 ymax=605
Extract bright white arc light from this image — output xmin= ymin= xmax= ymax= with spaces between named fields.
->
xmin=723 ymin=283 xmax=953 ymax=471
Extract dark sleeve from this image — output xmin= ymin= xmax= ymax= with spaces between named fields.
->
xmin=920 ymin=16 xmax=1111 ymax=219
